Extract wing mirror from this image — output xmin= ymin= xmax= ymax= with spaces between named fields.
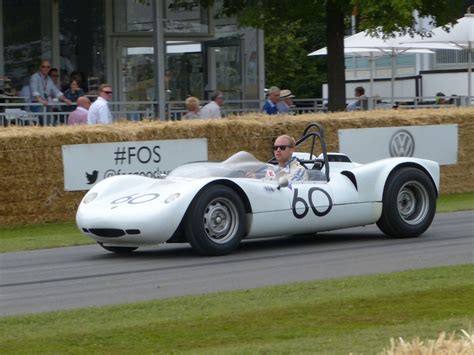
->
xmin=277 ymin=176 xmax=289 ymax=190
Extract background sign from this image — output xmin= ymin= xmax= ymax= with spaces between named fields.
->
xmin=338 ymin=124 xmax=458 ymax=165
xmin=62 ymin=139 xmax=208 ymax=191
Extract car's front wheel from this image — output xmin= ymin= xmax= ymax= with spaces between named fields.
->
xmin=184 ymin=184 xmax=246 ymax=256
xmin=98 ymin=242 xmax=138 ymax=254
xmin=377 ymin=167 xmax=437 ymax=238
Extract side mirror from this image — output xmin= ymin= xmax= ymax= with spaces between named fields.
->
xmin=277 ymin=176 xmax=289 ymax=190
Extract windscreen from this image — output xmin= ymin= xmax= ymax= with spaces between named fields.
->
xmin=167 ymin=151 xmax=268 ymax=179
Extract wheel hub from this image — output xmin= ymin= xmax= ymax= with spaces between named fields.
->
xmin=203 ymin=198 xmax=238 ymax=244
xmin=398 ymin=189 xmax=416 ymax=217
xmin=396 ymin=180 xmax=429 ymax=225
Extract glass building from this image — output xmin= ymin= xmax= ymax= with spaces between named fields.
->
xmin=0 ymin=0 xmax=265 ymax=118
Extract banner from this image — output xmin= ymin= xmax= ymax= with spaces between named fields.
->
xmin=62 ymin=139 xmax=208 ymax=191
xmin=338 ymin=124 xmax=458 ymax=165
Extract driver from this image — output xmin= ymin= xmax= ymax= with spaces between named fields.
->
xmin=247 ymin=135 xmax=306 ymax=182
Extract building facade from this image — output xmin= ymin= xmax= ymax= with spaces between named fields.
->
xmin=0 ymin=0 xmax=265 ymax=118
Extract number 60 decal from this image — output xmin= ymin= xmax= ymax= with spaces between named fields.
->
xmin=292 ymin=187 xmax=333 ymax=219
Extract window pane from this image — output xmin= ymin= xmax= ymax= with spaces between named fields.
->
xmin=3 ymin=0 xmax=52 ymax=93
xmin=114 ymin=0 xmax=153 ymax=32
xmin=113 ymin=0 xmax=210 ymax=34
xmin=163 ymin=0 xmax=209 ymax=34
xmin=60 ymin=0 xmax=106 ymax=92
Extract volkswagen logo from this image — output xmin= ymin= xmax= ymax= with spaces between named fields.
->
xmin=389 ymin=129 xmax=415 ymax=157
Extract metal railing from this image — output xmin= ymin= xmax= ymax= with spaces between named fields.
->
xmin=0 ymin=96 xmax=471 ymax=127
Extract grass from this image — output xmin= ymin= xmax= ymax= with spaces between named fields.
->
xmin=0 ymin=192 xmax=472 ymax=253
xmin=1 ymin=264 xmax=473 ymax=354
xmin=436 ymin=191 xmax=474 ymax=213
xmin=0 ymin=221 xmax=93 ymax=253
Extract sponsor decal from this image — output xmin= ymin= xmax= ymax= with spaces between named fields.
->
xmin=389 ymin=129 xmax=415 ymax=157
xmin=264 ymin=186 xmax=275 ymax=193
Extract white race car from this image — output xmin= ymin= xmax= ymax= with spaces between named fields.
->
xmin=76 ymin=123 xmax=439 ymax=256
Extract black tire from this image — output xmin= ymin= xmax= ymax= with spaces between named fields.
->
xmin=98 ymin=242 xmax=138 ymax=254
xmin=184 ymin=185 xmax=246 ymax=256
xmin=377 ymin=167 xmax=437 ymax=238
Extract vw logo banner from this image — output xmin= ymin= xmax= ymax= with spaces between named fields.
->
xmin=338 ymin=124 xmax=458 ymax=165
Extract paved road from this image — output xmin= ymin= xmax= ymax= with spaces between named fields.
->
xmin=1 ymin=211 xmax=472 ymax=316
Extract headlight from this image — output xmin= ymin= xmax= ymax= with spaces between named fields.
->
xmin=164 ymin=193 xmax=180 ymax=204
xmin=83 ymin=192 xmax=98 ymax=204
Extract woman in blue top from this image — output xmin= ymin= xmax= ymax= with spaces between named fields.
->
xmin=64 ymin=80 xmax=85 ymax=111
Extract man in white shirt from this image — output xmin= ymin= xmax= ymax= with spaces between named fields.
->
xmin=87 ymin=84 xmax=113 ymax=125
xmin=200 ymin=91 xmax=224 ymax=119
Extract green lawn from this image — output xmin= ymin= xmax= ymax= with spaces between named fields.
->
xmin=1 ymin=264 xmax=473 ymax=354
xmin=0 ymin=192 xmax=472 ymax=253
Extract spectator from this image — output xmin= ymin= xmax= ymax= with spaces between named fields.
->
xmin=67 ymin=96 xmax=91 ymax=125
xmin=87 ymin=83 xmax=113 ymax=125
xmin=29 ymin=59 xmax=71 ymax=124
xmin=48 ymin=67 xmax=59 ymax=86
xmin=69 ymin=71 xmax=87 ymax=92
xmin=263 ymin=86 xmax=280 ymax=115
xmin=64 ymin=80 xmax=85 ymax=104
xmin=182 ymin=96 xmax=201 ymax=119
xmin=200 ymin=91 xmax=224 ymax=119
xmin=346 ymin=86 xmax=367 ymax=111
xmin=435 ymin=92 xmax=447 ymax=105
xmin=276 ymin=89 xmax=295 ymax=114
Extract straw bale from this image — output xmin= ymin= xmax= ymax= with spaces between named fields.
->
xmin=0 ymin=107 xmax=472 ymax=225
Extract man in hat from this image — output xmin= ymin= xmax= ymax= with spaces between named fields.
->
xmin=277 ymin=89 xmax=295 ymax=114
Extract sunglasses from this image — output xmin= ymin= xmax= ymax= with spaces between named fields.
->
xmin=273 ymin=145 xmax=292 ymax=151
xmin=102 ymin=90 xmax=113 ymax=94
xmin=41 ymin=66 xmax=51 ymax=69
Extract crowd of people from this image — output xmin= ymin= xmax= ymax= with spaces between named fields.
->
xmin=182 ymin=86 xmax=297 ymax=120
xmin=12 ymin=59 xmax=114 ymax=126
xmin=261 ymin=86 xmax=295 ymax=115
xmin=7 ymin=58 xmax=457 ymax=126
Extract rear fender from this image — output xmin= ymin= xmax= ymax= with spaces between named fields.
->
xmin=350 ymin=158 xmax=440 ymax=202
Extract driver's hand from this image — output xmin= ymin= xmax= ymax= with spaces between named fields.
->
xmin=246 ymin=172 xmax=256 ymax=178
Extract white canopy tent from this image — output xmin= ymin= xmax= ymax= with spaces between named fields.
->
xmin=309 ymin=46 xmax=434 ymax=100
xmin=309 ymin=29 xmax=461 ymax=104
xmin=401 ymin=12 xmax=474 ymax=104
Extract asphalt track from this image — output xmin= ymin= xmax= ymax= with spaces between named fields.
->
xmin=1 ymin=211 xmax=472 ymax=316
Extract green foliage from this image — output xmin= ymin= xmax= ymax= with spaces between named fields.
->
xmin=357 ymin=0 xmax=465 ymax=35
xmin=214 ymin=0 xmax=329 ymax=97
xmin=1 ymin=264 xmax=473 ymax=353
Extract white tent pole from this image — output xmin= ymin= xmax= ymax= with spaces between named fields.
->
xmin=369 ymin=53 xmax=374 ymax=96
xmin=391 ymin=50 xmax=395 ymax=104
xmin=469 ymin=41 xmax=472 ymax=105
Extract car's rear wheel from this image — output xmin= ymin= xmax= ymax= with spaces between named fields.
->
xmin=377 ymin=167 xmax=436 ymax=238
xmin=98 ymin=242 xmax=138 ymax=254
xmin=184 ymin=184 xmax=246 ymax=256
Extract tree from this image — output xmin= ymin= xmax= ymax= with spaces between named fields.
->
xmin=204 ymin=0 xmax=465 ymax=111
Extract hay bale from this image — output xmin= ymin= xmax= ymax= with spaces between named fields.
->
xmin=0 ymin=107 xmax=472 ymax=225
